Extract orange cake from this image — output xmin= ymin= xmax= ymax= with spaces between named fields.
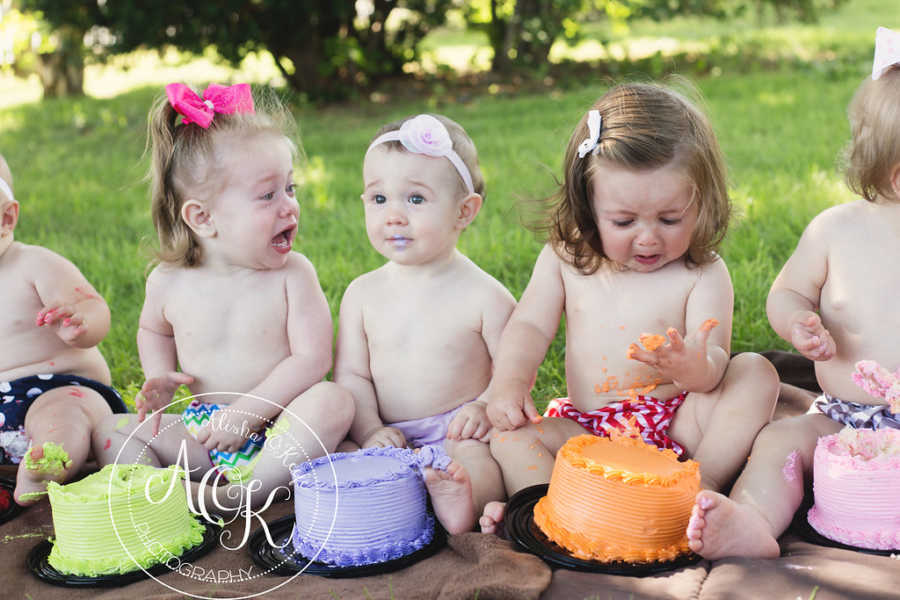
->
xmin=533 ymin=433 xmax=700 ymax=563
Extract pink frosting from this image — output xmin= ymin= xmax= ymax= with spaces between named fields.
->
xmin=808 ymin=430 xmax=900 ymax=550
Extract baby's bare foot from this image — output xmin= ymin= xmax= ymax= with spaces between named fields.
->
xmin=14 ymin=442 xmax=71 ymax=506
xmin=424 ymin=461 xmax=475 ymax=535
xmin=479 ymin=501 xmax=506 ymax=535
xmin=686 ymin=490 xmax=780 ymax=560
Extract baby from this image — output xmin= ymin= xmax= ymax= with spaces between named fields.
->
xmin=686 ymin=29 xmax=900 ymax=559
xmin=0 ymin=153 xmax=126 ymax=505
xmin=480 ymin=82 xmax=780 ymax=533
xmin=95 ymin=84 xmax=354 ymax=509
xmin=335 ymin=114 xmax=515 ymax=534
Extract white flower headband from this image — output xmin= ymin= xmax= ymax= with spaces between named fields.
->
xmin=873 ymin=26 xmax=900 ymax=80
xmin=0 ymin=178 xmax=13 ymax=204
xmin=366 ymin=114 xmax=475 ymax=194
xmin=577 ymin=109 xmax=603 ymax=159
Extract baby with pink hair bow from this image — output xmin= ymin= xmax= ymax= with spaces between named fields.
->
xmin=687 ymin=27 xmax=900 ymax=561
xmin=334 ymin=114 xmax=515 ymax=534
xmin=94 ymin=83 xmax=354 ymax=513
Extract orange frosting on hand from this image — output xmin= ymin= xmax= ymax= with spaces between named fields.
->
xmin=533 ymin=434 xmax=700 ymax=563
xmin=639 ymin=333 xmax=666 ymax=352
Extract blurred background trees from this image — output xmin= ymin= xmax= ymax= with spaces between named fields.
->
xmin=1 ymin=0 xmax=847 ymax=101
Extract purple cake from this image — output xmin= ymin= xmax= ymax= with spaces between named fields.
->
xmin=289 ymin=446 xmax=449 ymax=567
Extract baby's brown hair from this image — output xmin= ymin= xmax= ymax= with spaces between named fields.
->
xmin=146 ymin=85 xmax=297 ymax=267
xmin=845 ymin=67 xmax=900 ymax=203
xmin=546 ymin=81 xmax=730 ymax=275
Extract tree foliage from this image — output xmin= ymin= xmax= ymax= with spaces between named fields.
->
xmin=19 ymin=0 xmax=452 ymax=100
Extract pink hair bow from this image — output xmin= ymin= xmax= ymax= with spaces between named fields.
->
xmin=165 ymin=83 xmax=255 ymax=128
xmin=873 ymin=27 xmax=900 ymax=80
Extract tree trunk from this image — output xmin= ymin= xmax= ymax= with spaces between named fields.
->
xmin=36 ymin=25 xmax=84 ymax=98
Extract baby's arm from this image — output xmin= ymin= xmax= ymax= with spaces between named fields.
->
xmin=485 ymin=245 xmax=565 ymax=431
xmin=446 ymin=279 xmax=516 ymax=441
xmin=31 ymin=247 xmax=110 ymax=348
xmin=200 ymin=255 xmax=333 ymax=452
xmin=334 ymin=279 xmax=405 ymax=448
xmin=137 ymin=268 xmax=195 ymax=435
xmin=766 ymin=216 xmax=834 ymax=361
xmin=628 ymin=258 xmax=732 ymax=392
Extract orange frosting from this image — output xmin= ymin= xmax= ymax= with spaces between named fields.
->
xmin=639 ymin=333 xmax=666 ymax=352
xmin=533 ymin=434 xmax=700 ymax=563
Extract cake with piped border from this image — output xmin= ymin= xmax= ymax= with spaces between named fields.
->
xmin=807 ymin=427 xmax=900 ymax=550
xmin=289 ymin=446 xmax=448 ymax=567
xmin=533 ymin=433 xmax=700 ymax=563
xmin=46 ymin=464 xmax=206 ymax=576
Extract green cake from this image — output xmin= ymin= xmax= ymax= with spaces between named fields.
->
xmin=46 ymin=464 xmax=206 ymax=576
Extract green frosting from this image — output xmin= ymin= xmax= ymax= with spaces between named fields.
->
xmin=24 ymin=442 xmax=71 ymax=475
xmin=46 ymin=464 xmax=205 ymax=576
xmin=17 ymin=490 xmax=47 ymax=502
xmin=115 ymin=416 xmax=131 ymax=430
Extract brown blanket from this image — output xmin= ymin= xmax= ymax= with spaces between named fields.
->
xmin=0 ymin=488 xmax=551 ymax=599
xmin=3 ymin=351 xmax=899 ymax=599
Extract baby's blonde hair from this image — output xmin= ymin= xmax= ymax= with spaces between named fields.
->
xmin=369 ymin=114 xmax=485 ymax=200
xmin=146 ymin=86 xmax=298 ymax=266
xmin=845 ymin=67 xmax=900 ymax=203
xmin=546 ymin=81 xmax=730 ymax=275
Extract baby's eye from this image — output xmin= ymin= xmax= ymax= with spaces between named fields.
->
xmin=373 ymin=194 xmax=387 ymax=204
xmin=408 ymin=194 xmax=425 ymax=205
xmin=286 ymin=183 xmax=297 ymax=197
xmin=260 ymin=191 xmax=276 ymax=201
xmin=611 ymin=219 xmax=633 ymax=227
xmin=660 ymin=217 xmax=681 ymax=225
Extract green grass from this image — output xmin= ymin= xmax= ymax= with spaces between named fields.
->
xmin=0 ymin=3 xmax=888 ymax=405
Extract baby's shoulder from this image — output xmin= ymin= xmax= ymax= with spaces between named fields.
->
xmin=455 ymin=253 xmax=515 ymax=302
xmin=8 ymin=243 xmax=77 ymax=278
xmin=804 ymin=201 xmax=868 ymax=237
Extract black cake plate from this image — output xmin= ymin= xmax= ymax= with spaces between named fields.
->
xmin=791 ymin=497 xmax=898 ymax=557
xmin=248 ymin=514 xmax=446 ymax=578
xmin=505 ymin=484 xmax=702 ymax=576
xmin=27 ymin=514 xmax=223 ymax=587
xmin=0 ymin=477 xmax=25 ymax=525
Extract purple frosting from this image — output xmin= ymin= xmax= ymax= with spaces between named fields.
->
xmin=289 ymin=447 xmax=444 ymax=566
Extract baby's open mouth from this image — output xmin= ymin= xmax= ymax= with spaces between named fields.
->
xmin=272 ymin=227 xmax=295 ymax=253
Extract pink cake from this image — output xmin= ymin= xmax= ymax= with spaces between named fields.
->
xmin=807 ymin=427 xmax=900 ymax=550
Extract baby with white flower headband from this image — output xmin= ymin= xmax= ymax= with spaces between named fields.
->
xmin=335 ymin=113 xmax=515 ymax=534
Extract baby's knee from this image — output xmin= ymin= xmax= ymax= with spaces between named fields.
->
xmin=294 ymin=382 xmax=355 ymax=429
xmin=489 ymin=426 xmax=536 ymax=458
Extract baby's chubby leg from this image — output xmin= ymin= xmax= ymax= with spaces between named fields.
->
xmin=480 ymin=417 xmax=585 ymax=534
xmin=92 ymin=411 xmax=213 ymax=474
xmin=15 ymin=386 xmax=112 ymax=505
xmin=669 ymin=352 xmax=779 ymax=491
xmin=203 ymin=381 xmax=354 ymax=514
xmin=686 ymin=413 xmax=841 ymax=560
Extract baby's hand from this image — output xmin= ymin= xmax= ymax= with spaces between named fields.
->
xmin=485 ymin=382 xmax=542 ymax=432
xmin=36 ymin=305 xmax=86 ymax=345
xmin=446 ymin=401 xmax=493 ymax=442
xmin=362 ymin=426 xmax=407 ymax=449
xmin=137 ymin=372 xmax=195 ymax=436
xmin=627 ymin=320 xmax=718 ymax=390
xmin=789 ymin=311 xmax=835 ymax=361
xmin=196 ymin=408 xmax=251 ymax=454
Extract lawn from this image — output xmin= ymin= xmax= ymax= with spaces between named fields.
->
xmin=0 ymin=2 xmax=891 ymax=406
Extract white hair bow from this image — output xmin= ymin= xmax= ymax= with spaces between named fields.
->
xmin=873 ymin=26 xmax=900 ymax=80
xmin=577 ymin=110 xmax=603 ymax=158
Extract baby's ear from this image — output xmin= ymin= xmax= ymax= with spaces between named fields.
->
xmin=181 ymin=199 xmax=215 ymax=237
xmin=891 ymin=163 xmax=900 ymax=201
xmin=0 ymin=200 xmax=18 ymax=236
xmin=455 ymin=193 xmax=483 ymax=230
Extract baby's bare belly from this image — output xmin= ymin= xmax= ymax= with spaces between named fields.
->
xmin=0 ymin=346 xmax=110 ymax=384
